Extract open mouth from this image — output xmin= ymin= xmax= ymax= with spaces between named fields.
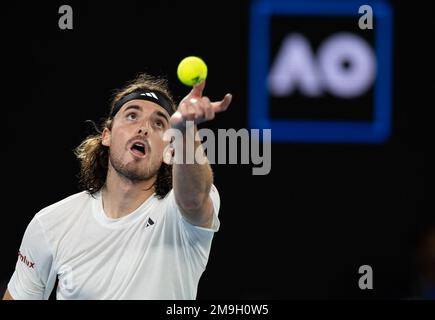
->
xmin=130 ymin=142 xmax=147 ymax=157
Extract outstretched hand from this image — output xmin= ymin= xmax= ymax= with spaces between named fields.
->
xmin=170 ymin=80 xmax=232 ymax=130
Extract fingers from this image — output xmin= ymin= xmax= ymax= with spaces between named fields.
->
xmin=178 ymin=101 xmax=195 ymax=122
xmin=211 ymin=93 xmax=232 ymax=113
xmin=173 ymin=92 xmax=231 ymax=128
xmin=189 ymin=80 xmax=206 ymax=98
xmin=182 ymin=94 xmax=232 ymax=119
xmin=202 ymin=97 xmax=215 ymax=120
xmin=179 ymin=98 xmax=205 ymax=121
xmin=190 ymin=99 xmax=205 ymax=120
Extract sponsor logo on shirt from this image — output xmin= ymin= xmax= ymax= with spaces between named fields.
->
xmin=18 ymin=250 xmax=35 ymax=269
xmin=145 ymin=217 xmax=155 ymax=228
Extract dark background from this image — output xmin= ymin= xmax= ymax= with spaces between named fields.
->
xmin=0 ymin=0 xmax=433 ymax=299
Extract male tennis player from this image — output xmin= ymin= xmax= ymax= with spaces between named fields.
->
xmin=3 ymin=73 xmax=232 ymax=299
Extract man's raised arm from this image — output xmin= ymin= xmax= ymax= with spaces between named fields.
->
xmin=169 ymin=81 xmax=231 ymax=227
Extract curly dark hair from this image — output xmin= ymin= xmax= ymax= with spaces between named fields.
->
xmin=75 ymin=73 xmax=177 ymax=199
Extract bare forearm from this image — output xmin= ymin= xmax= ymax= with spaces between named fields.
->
xmin=173 ymin=128 xmax=213 ymax=210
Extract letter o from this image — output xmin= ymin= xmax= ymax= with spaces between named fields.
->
xmin=318 ymin=32 xmax=376 ymax=98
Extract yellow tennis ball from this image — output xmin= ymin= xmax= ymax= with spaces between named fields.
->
xmin=177 ymin=56 xmax=208 ymax=86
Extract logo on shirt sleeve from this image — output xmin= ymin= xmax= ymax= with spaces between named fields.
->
xmin=18 ymin=250 xmax=35 ymax=269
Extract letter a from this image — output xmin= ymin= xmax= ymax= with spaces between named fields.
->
xmin=358 ymin=5 xmax=373 ymax=30
xmin=58 ymin=5 xmax=73 ymax=30
xmin=358 ymin=265 xmax=373 ymax=289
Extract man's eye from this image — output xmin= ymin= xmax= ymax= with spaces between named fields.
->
xmin=127 ymin=113 xmax=137 ymax=120
xmin=155 ymin=121 xmax=163 ymax=128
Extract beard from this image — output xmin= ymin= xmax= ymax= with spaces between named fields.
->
xmin=109 ymin=150 xmax=160 ymax=182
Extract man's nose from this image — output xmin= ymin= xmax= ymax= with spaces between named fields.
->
xmin=137 ymin=124 xmax=149 ymax=136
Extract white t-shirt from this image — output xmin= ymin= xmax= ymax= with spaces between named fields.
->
xmin=7 ymin=185 xmax=220 ymax=300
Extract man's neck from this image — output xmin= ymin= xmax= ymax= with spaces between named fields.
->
xmin=101 ymin=167 xmax=156 ymax=219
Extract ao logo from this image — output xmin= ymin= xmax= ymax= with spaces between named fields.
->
xmin=268 ymin=32 xmax=376 ymax=99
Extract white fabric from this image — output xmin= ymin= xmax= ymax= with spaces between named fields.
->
xmin=7 ymin=185 xmax=220 ymax=300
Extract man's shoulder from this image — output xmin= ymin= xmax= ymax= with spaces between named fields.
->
xmin=35 ymin=191 xmax=92 ymax=220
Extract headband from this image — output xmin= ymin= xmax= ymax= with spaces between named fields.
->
xmin=111 ymin=91 xmax=174 ymax=118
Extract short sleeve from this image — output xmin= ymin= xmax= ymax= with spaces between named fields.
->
xmin=7 ymin=216 xmax=55 ymax=300
xmin=167 ymin=184 xmax=221 ymax=267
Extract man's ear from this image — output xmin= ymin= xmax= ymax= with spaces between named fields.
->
xmin=163 ymin=145 xmax=174 ymax=165
xmin=101 ymin=128 xmax=111 ymax=147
